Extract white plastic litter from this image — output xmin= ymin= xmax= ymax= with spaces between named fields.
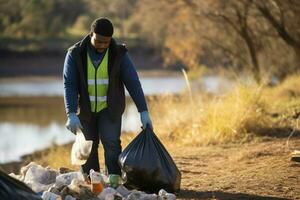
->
xmin=105 ymin=193 xmax=114 ymax=200
xmin=116 ymin=185 xmax=131 ymax=198
xmin=158 ymin=189 xmax=176 ymax=200
xmin=71 ymin=130 xmax=93 ymax=165
xmin=90 ymin=169 xmax=103 ymax=184
xmin=68 ymin=178 xmax=87 ymax=193
xmin=55 ymin=172 xmax=85 ymax=188
xmin=24 ymin=163 xmax=58 ymax=192
xmin=21 ymin=162 xmax=38 ymax=179
xmin=42 ymin=191 xmax=62 ymax=200
xmin=10 ymin=162 xmax=177 ymax=200
xmin=64 ymin=195 xmax=76 ymax=200
xmin=9 ymin=172 xmax=23 ymax=181
xmin=97 ymin=187 xmax=120 ymax=200
xmin=141 ymin=193 xmax=159 ymax=200
xmin=125 ymin=190 xmax=157 ymax=200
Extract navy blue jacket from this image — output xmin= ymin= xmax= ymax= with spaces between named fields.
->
xmin=63 ymin=36 xmax=147 ymax=121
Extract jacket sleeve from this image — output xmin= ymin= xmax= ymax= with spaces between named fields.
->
xmin=63 ymin=50 xmax=79 ymax=114
xmin=120 ymin=52 xmax=148 ymax=112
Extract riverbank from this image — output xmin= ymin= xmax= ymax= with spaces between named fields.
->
xmin=0 ymin=70 xmax=182 ymax=84
xmin=1 ymin=74 xmax=300 ymax=199
xmin=1 ymin=137 xmax=299 ymax=199
xmin=0 ymin=43 xmax=181 ymax=78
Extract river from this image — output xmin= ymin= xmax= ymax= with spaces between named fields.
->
xmin=0 ymin=75 xmax=232 ymax=163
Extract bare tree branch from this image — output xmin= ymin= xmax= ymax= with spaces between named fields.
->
xmin=256 ymin=1 xmax=300 ymax=49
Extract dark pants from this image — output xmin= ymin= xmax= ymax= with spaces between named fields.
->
xmin=80 ymin=108 xmax=122 ymax=175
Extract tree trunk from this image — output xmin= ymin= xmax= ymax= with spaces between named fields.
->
xmin=241 ymin=27 xmax=261 ymax=83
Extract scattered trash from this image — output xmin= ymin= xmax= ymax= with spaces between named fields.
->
xmin=8 ymin=172 xmax=23 ymax=180
xmin=291 ymin=150 xmax=300 ymax=162
xmin=47 ymin=181 xmax=96 ymax=200
xmin=0 ymin=170 xmax=42 ymax=200
xmin=119 ymin=127 xmax=181 ymax=193
xmin=23 ymin=163 xmax=58 ymax=193
xmin=64 ymin=195 xmax=76 ymax=200
xmin=90 ymin=169 xmax=104 ymax=194
xmin=158 ymin=189 xmax=176 ymax=200
xmin=42 ymin=191 xmax=62 ymax=200
xmin=68 ymin=178 xmax=87 ymax=193
xmin=71 ymin=130 xmax=93 ymax=165
xmin=97 ymin=187 xmax=120 ymax=200
xmin=8 ymin=161 xmax=178 ymax=199
xmin=108 ymin=174 xmax=124 ymax=188
xmin=55 ymin=172 xmax=84 ymax=187
xmin=59 ymin=167 xmax=74 ymax=174
xmin=116 ymin=185 xmax=131 ymax=198
xmin=126 ymin=190 xmax=158 ymax=200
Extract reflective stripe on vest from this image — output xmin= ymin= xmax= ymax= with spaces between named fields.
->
xmin=87 ymin=48 xmax=109 ymax=113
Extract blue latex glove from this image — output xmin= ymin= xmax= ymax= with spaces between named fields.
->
xmin=140 ymin=111 xmax=153 ymax=130
xmin=66 ymin=112 xmax=83 ymax=134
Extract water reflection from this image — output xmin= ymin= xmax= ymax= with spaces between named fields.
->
xmin=0 ymin=122 xmax=74 ymax=163
xmin=0 ymin=77 xmax=186 ymax=97
xmin=0 ymin=97 xmax=140 ymax=163
xmin=0 ymin=75 xmax=233 ymax=163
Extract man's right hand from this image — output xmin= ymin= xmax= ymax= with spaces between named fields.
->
xmin=66 ymin=112 xmax=83 ymax=134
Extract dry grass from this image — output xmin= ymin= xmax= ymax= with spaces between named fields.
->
xmin=149 ymin=74 xmax=300 ymax=146
xmin=28 ymin=75 xmax=300 ymax=171
xmin=148 ymin=84 xmax=268 ymax=145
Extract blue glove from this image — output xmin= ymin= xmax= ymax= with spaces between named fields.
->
xmin=140 ymin=111 xmax=153 ymax=130
xmin=66 ymin=112 xmax=83 ymax=134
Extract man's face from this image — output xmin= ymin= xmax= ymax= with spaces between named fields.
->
xmin=90 ymin=32 xmax=111 ymax=53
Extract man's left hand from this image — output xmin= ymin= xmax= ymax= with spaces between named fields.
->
xmin=140 ymin=111 xmax=153 ymax=130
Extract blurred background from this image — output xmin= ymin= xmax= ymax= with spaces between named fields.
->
xmin=0 ymin=0 xmax=299 ymax=167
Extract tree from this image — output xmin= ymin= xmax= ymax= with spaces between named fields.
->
xmin=0 ymin=0 xmax=85 ymax=38
xmin=130 ymin=0 xmax=299 ymax=80
xmin=84 ymin=0 xmax=138 ymax=38
xmin=201 ymin=0 xmax=263 ymax=82
xmin=255 ymin=0 xmax=300 ymax=62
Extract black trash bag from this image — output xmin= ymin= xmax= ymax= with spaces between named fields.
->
xmin=0 ymin=170 xmax=42 ymax=200
xmin=118 ymin=127 xmax=181 ymax=193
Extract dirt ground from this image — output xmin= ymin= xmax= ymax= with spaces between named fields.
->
xmin=171 ymin=138 xmax=300 ymax=200
xmin=1 ymin=138 xmax=299 ymax=200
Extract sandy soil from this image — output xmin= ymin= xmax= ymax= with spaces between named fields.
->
xmin=171 ymin=138 xmax=300 ymax=200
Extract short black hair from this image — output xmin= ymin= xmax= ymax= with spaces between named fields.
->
xmin=91 ymin=18 xmax=114 ymax=37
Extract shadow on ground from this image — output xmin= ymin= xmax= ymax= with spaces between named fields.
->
xmin=178 ymin=189 xmax=290 ymax=200
xmin=256 ymin=127 xmax=300 ymax=138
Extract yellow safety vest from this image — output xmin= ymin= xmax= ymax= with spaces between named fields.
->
xmin=87 ymin=48 xmax=109 ymax=113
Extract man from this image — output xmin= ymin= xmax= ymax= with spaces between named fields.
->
xmin=63 ymin=18 xmax=152 ymax=175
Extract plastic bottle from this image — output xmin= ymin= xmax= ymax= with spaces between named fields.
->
xmin=90 ymin=169 xmax=104 ymax=195
xmin=108 ymin=174 xmax=123 ymax=188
